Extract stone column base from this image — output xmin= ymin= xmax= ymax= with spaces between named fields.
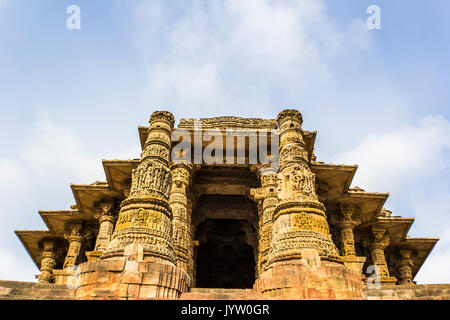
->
xmin=75 ymin=259 xmax=191 ymax=300
xmin=255 ymin=249 xmax=363 ymax=299
xmin=341 ymin=256 xmax=366 ymax=275
xmin=85 ymin=251 xmax=103 ymax=262
xmin=53 ymin=269 xmax=73 ymax=285
xmin=379 ymin=276 xmax=398 ymax=286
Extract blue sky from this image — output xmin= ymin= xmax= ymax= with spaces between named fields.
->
xmin=0 ymin=0 xmax=449 ymax=283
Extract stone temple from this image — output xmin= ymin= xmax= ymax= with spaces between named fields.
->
xmin=3 ymin=109 xmax=449 ymax=300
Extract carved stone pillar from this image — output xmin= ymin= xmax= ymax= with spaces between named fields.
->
xmin=169 ymin=162 xmax=193 ymax=280
xmin=255 ymin=110 xmax=363 ymax=299
xmin=250 ymin=165 xmax=278 ymax=276
xmin=63 ymin=222 xmax=85 ymax=270
xmin=363 ymin=227 xmax=397 ymax=285
xmin=103 ymin=111 xmax=176 ymax=264
xmin=76 ymin=111 xmax=190 ymax=300
xmin=268 ymin=109 xmax=339 ymax=265
xmin=94 ymin=201 xmax=116 ymax=252
xmin=336 ymin=204 xmax=359 ymax=256
xmin=330 ymin=204 xmax=366 ymax=275
xmin=38 ymin=238 xmax=58 ymax=283
xmin=370 ymin=228 xmax=390 ymax=276
xmin=256 ymin=212 xmax=263 ymax=277
xmin=85 ymin=201 xmax=117 ymax=262
xmin=397 ymin=249 xmax=414 ymax=285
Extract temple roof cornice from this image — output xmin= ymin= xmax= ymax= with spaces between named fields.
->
xmin=15 ymin=230 xmax=64 ymax=269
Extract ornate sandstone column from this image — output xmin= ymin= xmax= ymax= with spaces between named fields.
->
xmin=77 ymin=111 xmax=190 ymax=299
xmin=169 ymin=162 xmax=194 ymax=280
xmin=363 ymin=227 xmax=397 ymax=285
xmin=94 ymin=201 xmax=116 ymax=252
xmin=268 ymin=109 xmax=339 ymax=265
xmin=103 ymin=111 xmax=176 ymax=263
xmin=63 ymin=222 xmax=85 ymax=270
xmin=255 ymin=109 xmax=363 ymax=299
xmin=38 ymin=238 xmax=58 ymax=283
xmin=85 ymin=201 xmax=116 ymax=262
xmin=330 ymin=203 xmax=366 ymax=275
xmin=335 ymin=204 xmax=359 ymax=256
xmin=397 ymin=249 xmax=414 ymax=285
xmin=250 ymin=165 xmax=278 ymax=277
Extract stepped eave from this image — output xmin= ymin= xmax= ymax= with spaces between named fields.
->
xmin=15 ymin=230 xmax=63 ymax=269
xmin=38 ymin=209 xmax=87 ymax=235
xmin=397 ymin=237 xmax=439 ymax=279
xmin=102 ymin=159 xmax=139 ymax=197
xmin=311 ymin=163 xmax=358 ymax=202
xmin=70 ymin=183 xmax=120 ymax=216
xmin=373 ymin=216 xmax=416 ymax=245
xmin=339 ymin=191 xmax=389 ymax=225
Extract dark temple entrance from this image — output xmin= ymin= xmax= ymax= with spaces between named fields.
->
xmin=195 ymin=219 xmax=256 ymax=288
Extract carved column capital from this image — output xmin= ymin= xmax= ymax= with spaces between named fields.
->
xmin=170 ymin=162 xmax=193 ymax=189
xmin=331 ymin=204 xmax=361 ymax=228
xmin=150 ymin=110 xmax=175 ymax=128
xmin=250 ymin=163 xmax=278 ymax=177
xmin=98 ymin=214 xmax=116 ymax=225
xmin=64 ymin=222 xmax=84 ymax=243
xmin=94 ymin=200 xmax=117 ymax=221
xmin=276 ymin=109 xmax=303 ymax=127
xmin=371 ymin=227 xmax=390 ymax=250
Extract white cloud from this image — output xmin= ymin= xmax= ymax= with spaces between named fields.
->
xmin=331 ymin=115 xmax=450 ymax=193
xmin=0 ymin=111 xmax=142 ymax=281
xmin=0 ymin=248 xmax=37 ymax=282
xmin=0 ymin=111 xmax=137 ymax=211
xmin=0 ymin=160 xmax=30 ymax=193
xmin=20 ymin=113 xmax=116 ymax=184
xmin=133 ymin=0 xmax=371 ymax=116
xmin=21 ymin=114 xmax=97 ymax=181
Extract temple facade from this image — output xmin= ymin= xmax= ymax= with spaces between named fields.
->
xmin=12 ymin=109 xmax=441 ymax=300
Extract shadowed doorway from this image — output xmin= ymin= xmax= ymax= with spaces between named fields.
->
xmin=194 ymin=219 xmax=256 ymax=288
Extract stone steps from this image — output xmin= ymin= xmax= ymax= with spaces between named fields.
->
xmin=0 ymin=296 xmax=74 ymax=300
xmin=179 ymin=288 xmax=266 ymax=300
xmin=0 ymin=280 xmax=76 ymax=300
xmin=364 ymin=284 xmax=450 ymax=300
